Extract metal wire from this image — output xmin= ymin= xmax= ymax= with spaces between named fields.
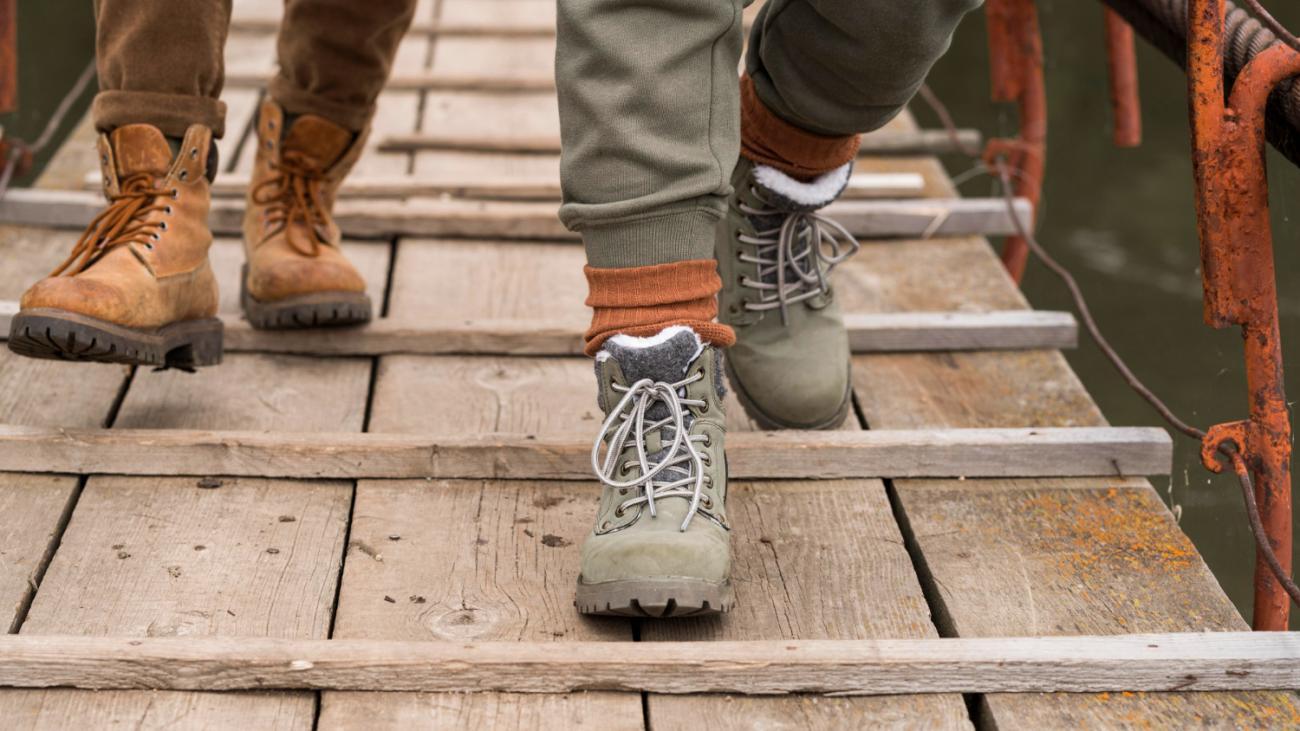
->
xmin=0 ymin=59 xmax=96 ymax=201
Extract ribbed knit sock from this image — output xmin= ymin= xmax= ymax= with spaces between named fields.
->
xmin=739 ymin=74 xmax=861 ymax=181
xmin=583 ymin=259 xmax=735 ymax=357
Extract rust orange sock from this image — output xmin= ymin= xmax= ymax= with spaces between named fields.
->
xmin=740 ymin=74 xmax=860 ymax=181
xmin=583 ymin=260 xmax=735 ymax=357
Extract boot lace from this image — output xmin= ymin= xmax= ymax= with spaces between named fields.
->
xmin=250 ymin=150 xmax=332 ymax=256
xmin=50 ymin=173 xmax=171 ymax=276
xmin=591 ymin=373 xmax=711 ymax=532
xmin=736 ymin=187 xmax=860 ymax=324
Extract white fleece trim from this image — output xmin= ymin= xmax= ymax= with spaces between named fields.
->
xmin=752 ymin=162 xmax=852 ymax=207
xmin=595 ymin=325 xmax=704 ymax=366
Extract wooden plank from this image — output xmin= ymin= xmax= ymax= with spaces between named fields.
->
xmin=0 ymin=189 xmax=1034 ymax=240
xmin=3 ymin=632 xmax=1300 ymax=694
xmin=0 ymin=335 xmax=374 ymax=725
xmin=0 ymin=425 xmax=1173 ymax=481
xmin=226 ymin=71 xmax=555 ymax=93
xmin=122 ymin=170 xmax=925 ymax=201
xmin=0 ymin=308 xmax=1082 ymax=357
xmin=380 ymin=129 xmax=983 ymax=157
xmin=228 ymin=18 xmax=555 ymax=37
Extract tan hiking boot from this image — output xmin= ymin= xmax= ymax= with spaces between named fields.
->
xmin=716 ymin=158 xmax=859 ymax=429
xmin=8 ymin=124 xmax=222 ymax=370
xmin=577 ymin=326 xmax=734 ymax=618
xmin=241 ymin=99 xmax=371 ymax=329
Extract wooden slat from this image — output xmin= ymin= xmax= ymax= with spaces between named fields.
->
xmin=225 ymin=71 xmax=555 ymax=93
xmin=0 ymin=189 xmax=1034 ymax=240
xmin=229 ymin=18 xmax=555 ymax=37
xmin=0 ymin=425 xmax=1172 ymax=480
xmin=380 ymin=129 xmax=983 ymax=157
xmin=122 ymin=170 xmax=924 ymax=201
xmin=2 ymin=632 xmax=1299 ymax=694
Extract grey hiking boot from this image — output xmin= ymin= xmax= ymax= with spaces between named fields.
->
xmin=717 ymin=157 xmax=860 ymax=430
xmin=576 ymin=326 xmax=733 ymax=618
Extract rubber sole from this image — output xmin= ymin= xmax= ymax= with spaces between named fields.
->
xmin=725 ymin=358 xmax=852 ymax=431
xmin=575 ymin=577 xmax=734 ymax=618
xmin=7 ymin=308 xmax=223 ymax=370
xmin=240 ymin=264 xmax=372 ymax=330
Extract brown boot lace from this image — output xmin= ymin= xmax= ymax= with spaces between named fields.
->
xmin=250 ymin=150 xmax=333 ymax=257
xmin=50 ymin=172 xmax=171 ymax=277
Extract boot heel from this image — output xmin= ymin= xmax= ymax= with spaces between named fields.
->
xmin=161 ymin=318 xmax=224 ymax=370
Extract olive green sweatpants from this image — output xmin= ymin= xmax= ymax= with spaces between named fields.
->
xmin=556 ymin=0 xmax=983 ymax=268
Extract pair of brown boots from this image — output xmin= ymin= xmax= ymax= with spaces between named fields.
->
xmin=8 ymin=100 xmax=371 ymax=369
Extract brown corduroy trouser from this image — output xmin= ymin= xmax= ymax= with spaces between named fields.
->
xmin=91 ymin=0 xmax=418 ymax=139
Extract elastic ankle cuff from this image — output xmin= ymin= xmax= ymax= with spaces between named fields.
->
xmin=580 ymin=208 xmax=721 ymax=269
xmin=739 ymin=74 xmax=860 ymax=180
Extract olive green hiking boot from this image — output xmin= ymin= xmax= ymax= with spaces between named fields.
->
xmin=716 ymin=157 xmax=860 ymax=430
xmin=576 ymin=326 xmax=733 ymax=618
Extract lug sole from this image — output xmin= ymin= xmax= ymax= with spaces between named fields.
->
xmin=240 ymin=264 xmax=372 ymax=330
xmin=7 ymin=309 xmax=223 ymax=369
xmin=575 ymin=577 xmax=734 ymax=618
xmin=724 ymin=358 xmax=852 ymax=431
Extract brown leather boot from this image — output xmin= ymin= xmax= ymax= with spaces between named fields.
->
xmin=8 ymin=124 xmax=222 ymax=369
xmin=241 ymin=99 xmax=371 ymax=329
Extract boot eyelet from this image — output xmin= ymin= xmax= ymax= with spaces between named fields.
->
xmin=190 ymin=148 xmax=198 ymax=159
xmin=165 ymin=206 xmax=173 ymax=215
xmin=100 ymin=154 xmax=108 ymax=165
xmin=614 ymin=506 xmax=626 ymax=518
xmin=159 ymin=222 xmax=168 ymax=231
xmin=729 ymin=304 xmax=741 ymax=315
xmin=702 ymin=434 xmax=711 ymax=447
xmin=171 ymin=188 xmax=180 ymax=199
xmin=698 ymin=402 xmax=709 ymax=413
xmin=601 ymin=521 xmax=611 ymax=530
xmin=179 ymin=170 xmax=189 ymax=181
xmin=702 ymin=496 xmax=713 ymax=509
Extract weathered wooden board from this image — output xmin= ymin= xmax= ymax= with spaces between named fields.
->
xmin=0 ymin=308 xmax=1081 ymax=357
xmin=0 ymin=425 xmax=1172 ymax=480
xmin=138 ymin=170 xmax=925 ymax=201
xmin=3 ymin=632 xmax=1300 ymax=694
xmin=0 ymin=345 xmax=372 ymax=725
xmin=0 ymin=339 xmax=128 ymax=636
xmin=380 ymin=129 xmax=983 ymax=157
xmin=0 ymin=189 xmax=1033 ymax=240
xmin=226 ymin=71 xmax=556 ymax=93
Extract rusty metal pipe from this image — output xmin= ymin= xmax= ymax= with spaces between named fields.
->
xmin=0 ymin=0 xmax=15 ymax=115
xmin=984 ymin=0 xmax=1046 ymax=282
xmin=1189 ymin=0 xmax=1297 ymax=631
xmin=1105 ymin=9 xmax=1143 ymax=147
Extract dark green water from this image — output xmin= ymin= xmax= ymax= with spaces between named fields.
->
xmin=8 ymin=0 xmax=1299 ymax=626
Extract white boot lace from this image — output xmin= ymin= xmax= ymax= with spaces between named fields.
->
xmin=591 ymin=373 xmax=710 ymax=532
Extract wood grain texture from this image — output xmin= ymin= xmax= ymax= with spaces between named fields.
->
xmin=0 ymin=320 xmax=374 ymax=727
xmin=3 ymin=632 xmax=1300 ymax=694
xmin=0 ymin=425 xmax=1173 ymax=481
xmin=0 ymin=189 xmax=1034 ymax=240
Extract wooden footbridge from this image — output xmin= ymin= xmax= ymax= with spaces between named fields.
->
xmin=1 ymin=0 xmax=1298 ymax=727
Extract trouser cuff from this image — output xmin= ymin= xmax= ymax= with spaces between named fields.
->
xmin=579 ymin=207 xmax=722 ymax=269
xmin=269 ymin=75 xmax=375 ymax=132
xmin=740 ymin=74 xmax=859 ymax=180
xmin=92 ymin=91 xmax=226 ymax=138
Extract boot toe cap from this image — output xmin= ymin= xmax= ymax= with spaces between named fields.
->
xmin=580 ymin=520 xmax=730 ymax=585
xmin=246 ymin=253 xmax=367 ymax=302
xmin=20 ymin=276 xmax=134 ymax=326
xmin=728 ymin=342 xmax=851 ymax=429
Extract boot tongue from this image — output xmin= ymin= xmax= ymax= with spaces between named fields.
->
xmin=282 ymin=114 xmax=352 ymax=168
xmin=110 ymin=125 xmax=174 ymax=177
xmin=601 ymin=326 xmax=703 ymax=385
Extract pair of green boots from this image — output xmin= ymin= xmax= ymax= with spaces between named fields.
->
xmin=578 ymin=158 xmax=859 ymax=617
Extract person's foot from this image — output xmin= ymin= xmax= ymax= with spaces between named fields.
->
xmin=8 ymin=124 xmax=222 ymax=370
xmin=576 ymin=326 xmax=733 ymax=618
xmin=716 ymin=157 xmax=859 ymax=430
xmin=241 ymin=99 xmax=371 ymax=329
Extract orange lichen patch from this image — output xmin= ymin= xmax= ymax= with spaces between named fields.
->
xmin=1016 ymin=488 xmax=1196 ymax=578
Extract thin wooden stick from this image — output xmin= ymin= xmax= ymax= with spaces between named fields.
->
xmin=0 ymin=632 xmax=1294 ymax=694
xmin=0 ymin=189 xmax=1033 ymax=240
xmin=379 ymin=129 xmax=983 ymax=157
xmin=0 ymin=425 xmax=1171 ymax=480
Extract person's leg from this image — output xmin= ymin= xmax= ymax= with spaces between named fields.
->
xmin=557 ymin=0 xmax=743 ymax=617
xmin=240 ymin=0 xmax=418 ymax=329
xmin=92 ymin=0 xmax=231 ymax=137
xmin=9 ymin=0 xmax=229 ymax=369
xmin=718 ymin=0 xmax=981 ymax=429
